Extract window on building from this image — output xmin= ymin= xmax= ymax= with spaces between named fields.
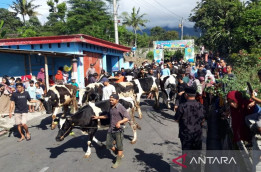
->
xmin=58 ymin=43 xmax=61 ymax=48
xmin=17 ymin=45 xmax=19 ymax=49
xmin=40 ymin=44 xmax=43 ymax=49
xmin=8 ymin=46 xmax=11 ymax=49
xmin=67 ymin=43 xmax=70 ymax=47
xmin=31 ymin=45 xmax=34 ymax=49
xmin=49 ymin=44 xmax=52 ymax=48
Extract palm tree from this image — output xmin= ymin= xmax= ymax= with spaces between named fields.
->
xmin=122 ymin=7 xmax=148 ymax=47
xmin=11 ymin=0 xmax=41 ymax=25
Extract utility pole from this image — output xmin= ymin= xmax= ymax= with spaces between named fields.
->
xmin=181 ymin=17 xmax=184 ymax=40
xmin=113 ymin=0 xmax=119 ymax=44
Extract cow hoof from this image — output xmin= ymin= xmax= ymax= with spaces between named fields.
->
xmin=51 ymin=124 xmax=57 ymax=130
xmin=131 ymin=140 xmax=136 ymax=144
xmin=84 ymin=155 xmax=91 ymax=158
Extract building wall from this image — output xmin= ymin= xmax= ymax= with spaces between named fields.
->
xmin=0 ymin=53 xmax=26 ymax=77
xmin=0 ymin=53 xmax=71 ymax=78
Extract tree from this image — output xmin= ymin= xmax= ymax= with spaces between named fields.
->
xmin=11 ymin=0 xmax=40 ymax=25
xmin=150 ymin=26 xmax=165 ymax=41
xmin=0 ymin=20 xmax=6 ymax=38
xmin=65 ymin=0 xmax=114 ymax=40
xmin=44 ymin=0 xmax=67 ymax=35
xmin=163 ymin=31 xmax=179 ymax=40
xmin=122 ymin=7 xmax=149 ymax=47
xmin=189 ymin=0 xmax=243 ymax=54
xmin=234 ymin=0 xmax=261 ymax=52
xmin=0 ymin=8 xmax=22 ymax=36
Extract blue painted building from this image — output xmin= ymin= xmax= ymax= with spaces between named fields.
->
xmin=0 ymin=34 xmax=131 ymax=88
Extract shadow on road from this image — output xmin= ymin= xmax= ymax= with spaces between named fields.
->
xmin=46 ymin=135 xmax=87 ymax=158
xmin=46 ymin=130 xmax=114 ymax=160
xmin=133 ymin=148 xmax=178 ymax=172
xmin=30 ymin=115 xmax=52 ymax=130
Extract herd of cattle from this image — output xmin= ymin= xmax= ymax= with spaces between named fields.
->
xmin=41 ymin=73 xmax=178 ymax=157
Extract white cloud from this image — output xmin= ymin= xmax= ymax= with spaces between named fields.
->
xmin=9 ymin=0 xmax=197 ymax=28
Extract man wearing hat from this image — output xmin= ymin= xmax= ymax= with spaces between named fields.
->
xmin=86 ymin=64 xmax=96 ymax=82
xmin=102 ymin=78 xmax=116 ymax=100
xmin=92 ymin=94 xmax=131 ymax=168
xmin=174 ymin=85 xmax=205 ymax=151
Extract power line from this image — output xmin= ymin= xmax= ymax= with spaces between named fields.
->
xmin=150 ymin=0 xmax=182 ymax=19
xmin=142 ymin=0 xmax=180 ymax=22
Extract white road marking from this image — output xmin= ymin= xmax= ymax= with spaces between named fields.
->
xmin=39 ymin=167 xmax=49 ymax=172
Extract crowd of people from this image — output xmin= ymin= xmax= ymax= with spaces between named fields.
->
xmin=1 ymin=52 xmax=261 ymax=168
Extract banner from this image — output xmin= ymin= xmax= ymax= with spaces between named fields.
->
xmin=184 ymin=47 xmax=194 ymax=62
xmin=154 ymin=40 xmax=194 ymax=49
xmin=154 ymin=49 xmax=164 ymax=63
xmin=153 ymin=40 xmax=195 ymax=63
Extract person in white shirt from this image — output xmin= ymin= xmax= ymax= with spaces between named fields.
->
xmin=102 ymin=78 xmax=116 ymax=100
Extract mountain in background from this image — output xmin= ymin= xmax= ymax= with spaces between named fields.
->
xmin=139 ymin=26 xmax=200 ymax=37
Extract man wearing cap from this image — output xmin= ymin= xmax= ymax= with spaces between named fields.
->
xmin=174 ymin=85 xmax=205 ymax=150
xmin=86 ymin=64 xmax=96 ymax=82
xmin=92 ymin=94 xmax=131 ymax=168
xmin=102 ymin=78 xmax=116 ymax=100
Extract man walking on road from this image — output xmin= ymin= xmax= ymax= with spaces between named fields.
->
xmin=92 ymin=94 xmax=130 ymax=168
xmin=174 ymin=86 xmax=205 ymax=150
xmin=9 ymin=83 xmax=37 ymax=142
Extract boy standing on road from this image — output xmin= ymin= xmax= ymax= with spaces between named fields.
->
xmin=92 ymin=94 xmax=130 ymax=168
xmin=9 ymin=83 xmax=38 ymax=142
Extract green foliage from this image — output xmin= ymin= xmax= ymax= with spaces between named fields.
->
xmin=150 ymin=26 xmax=179 ymax=41
xmin=0 ymin=20 xmax=6 ymax=38
xmin=17 ymin=26 xmax=37 ymax=37
xmin=190 ymin=0 xmax=260 ymax=54
xmin=164 ymin=49 xmax=175 ymax=61
xmin=173 ymin=50 xmax=184 ymax=61
xmin=0 ymin=8 xmax=22 ymax=36
xmin=11 ymin=0 xmax=41 ymax=25
xmin=146 ymin=51 xmax=154 ymax=60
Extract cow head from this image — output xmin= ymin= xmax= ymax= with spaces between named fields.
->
xmin=55 ymin=115 xmax=73 ymax=142
xmin=41 ymin=96 xmax=53 ymax=114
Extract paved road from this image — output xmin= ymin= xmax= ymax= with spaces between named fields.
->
xmin=0 ymin=99 xmax=184 ymax=172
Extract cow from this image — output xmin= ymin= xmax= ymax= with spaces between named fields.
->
xmin=55 ymin=99 xmax=141 ymax=158
xmin=41 ymin=84 xmax=78 ymax=130
xmin=80 ymin=77 xmax=160 ymax=119
xmin=160 ymin=74 xmax=178 ymax=108
xmin=132 ymin=77 xmax=160 ymax=118
xmin=78 ymin=83 xmax=103 ymax=107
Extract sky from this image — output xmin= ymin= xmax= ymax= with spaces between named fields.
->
xmin=0 ymin=0 xmax=197 ymax=28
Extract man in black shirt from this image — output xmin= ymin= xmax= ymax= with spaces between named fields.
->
xmin=9 ymin=83 xmax=37 ymax=142
xmin=174 ymin=74 xmax=187 ymax=112
xmin=174 ymin=86 xmax=205 ymax=150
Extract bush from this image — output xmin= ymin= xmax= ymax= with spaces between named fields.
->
xmin=146 ymin=51 xmax=154 ymax=60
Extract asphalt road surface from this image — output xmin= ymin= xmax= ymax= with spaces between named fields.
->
xmin=0 ymin=99 xmax=189 ymax=172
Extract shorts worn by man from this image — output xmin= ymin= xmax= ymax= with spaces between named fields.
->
xmin=92 ymin=94 xmax=130 ymax=168
xmin=9 ymin=83 xmax=37 ymax=142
